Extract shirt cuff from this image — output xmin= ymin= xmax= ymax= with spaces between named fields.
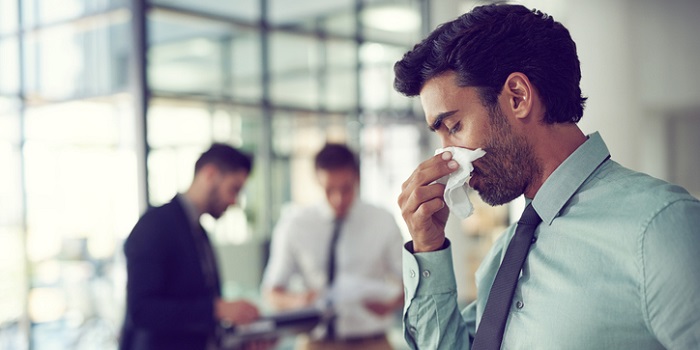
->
xmin=403 ymin=239 xmax=457 ymax=303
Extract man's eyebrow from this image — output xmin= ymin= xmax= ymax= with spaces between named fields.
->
xmin=429 ymin=110 xmax=458 ymax=132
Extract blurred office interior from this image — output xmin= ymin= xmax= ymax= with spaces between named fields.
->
xmin=0 ymin=0 xmax=698 ymax=348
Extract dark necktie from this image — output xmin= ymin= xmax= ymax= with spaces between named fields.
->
xmin=325 ymin=218 xmax=343 ymax=339
xmin=472 ymin=203 xmax=541 ymax=350
xmin=327 ymin=218 xmax=343 ymax=285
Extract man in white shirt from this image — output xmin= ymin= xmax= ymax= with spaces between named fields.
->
xmin=261 ymin=143 xmax=404 ymax=350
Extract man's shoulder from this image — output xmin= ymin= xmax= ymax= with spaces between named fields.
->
xmin=597 ymin=161 xmax=694 ymax=198
xmin=581 ymin=160 xmax=698 ymax=215
xmin=129 ymin=198 xmax=186 ymax=237
xmin=140 ymin=198 xmax=182 ymax=220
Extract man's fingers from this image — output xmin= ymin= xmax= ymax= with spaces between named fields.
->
xmin=415 ymin=197 xmax=446 ymax=220
xmin=402 ymin=152 xmax=457 ymax=191
xmin=400 ymin=183 xmax=445 ymax=218
xmin=406 ymin=197 xmax=445 ymax=233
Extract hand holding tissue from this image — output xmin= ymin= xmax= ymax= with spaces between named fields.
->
xmin=434 ymin=147 xmax=486 ymax=219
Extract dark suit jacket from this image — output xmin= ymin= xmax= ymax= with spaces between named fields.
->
xmin=120 ymin=196 xmax=222 ymax=350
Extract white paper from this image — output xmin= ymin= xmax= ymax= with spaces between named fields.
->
xmin=434 ymin=147 xmax=486 ymax=219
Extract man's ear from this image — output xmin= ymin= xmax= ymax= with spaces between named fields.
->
xmin=200 ymin=163 xmax=220 ymax=181
xmin=502 ymin=72 xmax=534 ymax=120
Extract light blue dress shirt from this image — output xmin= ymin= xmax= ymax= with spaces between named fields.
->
xmin=402 ymin=132 xmax=700 ymax=349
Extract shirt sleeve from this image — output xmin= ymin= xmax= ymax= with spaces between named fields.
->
xmin=641 ymin=198 xmax=700 ymax=349
xmin=402 ymin=239 xmax=474 ymax=349
xmin=261 ymin=210 xmax=300 ymax=289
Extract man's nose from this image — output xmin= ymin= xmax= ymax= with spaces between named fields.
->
xmin=440 ymin=137 xmax=456 ymax=149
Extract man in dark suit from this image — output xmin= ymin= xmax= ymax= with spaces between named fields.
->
xmin=120 ymin=143 xmax=261 ymax=350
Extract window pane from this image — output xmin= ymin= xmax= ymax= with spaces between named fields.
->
xmin=269 ymin=0 xmax=354 ymax=31
xmin=0 ymin=111 xmax=23 ymax=229
xmin=270 ymin=32 xmax=319 ymax=108
xmin=362 ymin=1 xmax=422 ymax=46
xmin=24 ymin=102 xmax=120 ymax=145
xmin=321 ymin=9 xmax=356 ymax=37
xmin=230 ymin=29 xmax=262 ymax=102
xmin=0 ymin=98 xmax=21 ymax=144
xmin=149 ymin=10 xmax=243 ymax=96
xmin=150 ymin=0 xmax=260 ymax=23
xmin=23 ymin=17 xmax=131 ymax=100
xmin=360 ymin=42 xmax=412 ymax=111
xmin=0 ymin=0 xmax=18 ymax=34
xmin=21 ymin=0 xmax=128 ymax=28
xmin=0 ymin=105 xmax=27 ymax=348
xmin=0 ymin=227 xmax=27 ymax=346
xmin=325 ymin=39 xmax=357 ymax=111
xmin=0 ymin=123 xmax=22 ymax=227
xmin=147 ymin=100 xmax=213 ymax=149
xmin=0 ymin=38 xmax=20 ymax=94
xmin=23 ymin=98 xmax=140 ymax=348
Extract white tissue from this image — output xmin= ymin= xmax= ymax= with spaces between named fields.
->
xmin=434 ymin=147 xmax=486 ymax=219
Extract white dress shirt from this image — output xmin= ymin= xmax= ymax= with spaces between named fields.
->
xmin=262 ymin=199 xmax=404 ymax=338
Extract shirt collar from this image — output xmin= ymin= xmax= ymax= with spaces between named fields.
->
xmin=177 ymin=193 xmax=202 ymax=228
xmin=532 ymin=132 xmax=610 ymax=225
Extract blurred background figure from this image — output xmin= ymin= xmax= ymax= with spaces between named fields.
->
xmin=261 ymin=144 xmax=404 ymax=350
xmin=120 ymin=144 xmax=262 ymax=350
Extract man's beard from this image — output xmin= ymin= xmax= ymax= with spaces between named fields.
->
xmin=205 ymin=187 xmax=226 ymax=219
xmin=474 ymin=106 xmax=541 ymax=206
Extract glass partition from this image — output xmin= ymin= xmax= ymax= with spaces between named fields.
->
xmin=148 ymin=9 xmax=263 ymax=102
xmin=23 ymin=97 xmax=139 ymax=349
xmin=0 ymin=38 xmax=20 ymax=94
xmin=360 ymin=42 xmax=413 ymax=112
xmin=269 ymin=0 xmax=355 ymax=31
xmin=269 ymin=31 xmax=320 ymax=109
xmin=361 ymin=1 xmax=423 ymax=46
xmin=325 ymin=39 xmax=358 ymax=111
xmin=150 ymin=0 xmax=260 ymax=22
xmin=2 ymin=0 xmax=433 ymax=348
xmin=21 ymin=0 xmax=127 ymax=28
xmin=229 ymin=30 xmax=263 ymax=102
xmin=0 ymin=0 xmax=19 ymax=34
xmin=0 ymin=102 xmax=26 ymax=349
xmin=22 ymin=14 xmax=131 ymax=101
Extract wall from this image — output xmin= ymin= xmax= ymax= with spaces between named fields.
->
xmin=554 ymin=0 xmax=700 ymax=195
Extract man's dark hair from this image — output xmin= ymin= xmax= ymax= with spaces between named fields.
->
xmin=394 ymin=3 xmax=587 ymax=124
xmin=314 ymin=143 xmax=360 ymax=174
xmin=194 ymin=143 xmax=253 ymax=174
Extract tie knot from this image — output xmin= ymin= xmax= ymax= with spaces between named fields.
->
xmin=518 ymin=203 xmax=542 ymax=225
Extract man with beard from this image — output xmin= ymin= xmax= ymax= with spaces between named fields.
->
xmin=262 ymin=143 xmax=404 ymax=350
xmin=120 ymin=144 xmax=262 ymax=350
xmin=395 ymin=3 xmax=700 ymax=350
